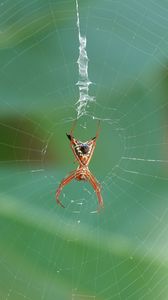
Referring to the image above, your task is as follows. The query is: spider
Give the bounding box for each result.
[56,121,104,211]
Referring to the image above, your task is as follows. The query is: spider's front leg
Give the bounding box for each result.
[56,170,77,208]
[86,170,104,211]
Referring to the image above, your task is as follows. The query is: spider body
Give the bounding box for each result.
[75,166,88,181]
[56,121,104,211]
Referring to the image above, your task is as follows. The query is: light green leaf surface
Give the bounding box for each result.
[0,167,168,299]
[1,0,168,299]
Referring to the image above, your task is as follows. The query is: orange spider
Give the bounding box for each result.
[56,121,104,211]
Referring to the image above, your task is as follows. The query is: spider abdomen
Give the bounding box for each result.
[75,143,91,165]
[80,144,89,154]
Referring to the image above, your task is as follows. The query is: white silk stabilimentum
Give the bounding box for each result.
[75,0,95,119]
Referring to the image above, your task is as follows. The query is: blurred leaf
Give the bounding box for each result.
[0,169,168,299]
[1,0,168,299]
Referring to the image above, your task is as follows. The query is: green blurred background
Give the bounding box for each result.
[1,0,168,299]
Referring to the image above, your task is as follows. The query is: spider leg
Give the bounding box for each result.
[86,170,104,211]
[92,120,101,140]
[96,120,101,138]
[56,170,77,208]
[70,119,77,135]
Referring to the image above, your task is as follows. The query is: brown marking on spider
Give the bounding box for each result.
[56,120,104,211]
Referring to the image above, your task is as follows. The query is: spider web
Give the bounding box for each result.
[0,0,168,299]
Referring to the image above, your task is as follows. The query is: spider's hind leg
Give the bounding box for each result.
[56,170,76,208]
[86,170,104,211]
